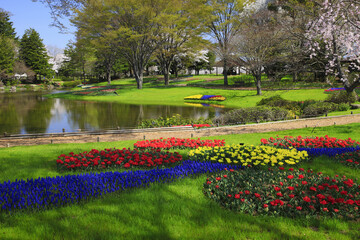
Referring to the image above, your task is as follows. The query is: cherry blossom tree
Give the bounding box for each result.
[307,0,360,93]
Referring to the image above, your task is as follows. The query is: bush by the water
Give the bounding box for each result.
[257,95,301,115]
[189,144,308,167]
[212,106,292,125]
[203,168,360,219]
[137,114,212,128]
[62,80,82,88]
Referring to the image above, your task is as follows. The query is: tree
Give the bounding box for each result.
[205,51,216,74]
[0,9,17,79]
[0,36,16,78]
[72,0,167,89]
[206,0,251,86]
[234,9,288,95]
[0,8,16,38]
[154,0,208,85]
[19,28,53,81]
[307,0,360,93]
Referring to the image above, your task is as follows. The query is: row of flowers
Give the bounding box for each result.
[56,148,183,171]
[203,167,360,219]
[188,145,309,167]
[171,124,212,128]
[134,138,225,150]
[184,95,226,101]
[0,161,243,213]
[260,135,360,149]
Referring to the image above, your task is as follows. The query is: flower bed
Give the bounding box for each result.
[171,124,211,128]
[189,145,308,167]
[261,135,360,148]
[134,138,225,150]
[334,150,360,168]
[204,168,360,219]
[0,161,243,213]
[184,95,226,101]
[324,88,345,92]
[260,136,360,157]
[56,148,183,171]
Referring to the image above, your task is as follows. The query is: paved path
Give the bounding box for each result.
[0,114,359,148]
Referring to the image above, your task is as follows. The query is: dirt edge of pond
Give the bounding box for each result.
[1,114,359,148]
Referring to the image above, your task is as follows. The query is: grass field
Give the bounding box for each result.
[1,123,360,239]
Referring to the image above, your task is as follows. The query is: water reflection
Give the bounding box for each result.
[0,91,229,134]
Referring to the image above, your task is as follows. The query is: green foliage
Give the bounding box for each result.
[19,28,53,79]
[334,150,360,169]
[137,114,212,128]
[213,106,293,125]
[302,102,339,117]
[257,95,301,115]
[0,9,16,38]
[0,36,15,76]
[62,80,82,88]
[337,103,351,111]
[326,91,358,104]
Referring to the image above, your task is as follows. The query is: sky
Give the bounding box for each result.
[1,0,75,50]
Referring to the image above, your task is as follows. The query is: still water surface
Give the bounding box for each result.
[0,91,229,134]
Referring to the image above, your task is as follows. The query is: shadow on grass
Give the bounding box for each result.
[2,175,359,239]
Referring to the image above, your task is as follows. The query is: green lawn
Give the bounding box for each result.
[1,123,360,239]
[49,85,329,109]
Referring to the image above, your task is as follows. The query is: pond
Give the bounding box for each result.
[0,91,230,134]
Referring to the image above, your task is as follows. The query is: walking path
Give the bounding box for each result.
[0,114,359,148]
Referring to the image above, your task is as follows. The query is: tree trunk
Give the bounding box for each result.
[223,58,228,86]
[255,74,262,95]
[106,70,111,85]
[164,71,170,86]
[293,72,298,82]
[134,65,143,89]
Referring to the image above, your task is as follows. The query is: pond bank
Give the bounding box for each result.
[1,114,359,148]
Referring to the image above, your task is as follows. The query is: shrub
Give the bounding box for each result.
[326,91,358,104]
[188,144,308,167]
[337,103,351,111]
[62,80,82,88]
[56,148,183,171]
[212,106,292,125]
[203,168,360,219]
[134,138,225,150]
[302,102,338,117]
[257,95,301,115]
[137,114,212,128]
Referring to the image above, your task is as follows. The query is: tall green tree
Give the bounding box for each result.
[0,9,16,78]
[154,0,209,85]
[0,9,16,38]
[19,28,53,81]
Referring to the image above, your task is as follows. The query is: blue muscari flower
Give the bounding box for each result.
[297,146,360,157]
[0,161,243,212]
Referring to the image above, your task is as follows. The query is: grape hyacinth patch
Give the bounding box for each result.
[0,161,243,213]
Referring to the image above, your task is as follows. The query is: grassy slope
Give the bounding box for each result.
[1,123,360,239]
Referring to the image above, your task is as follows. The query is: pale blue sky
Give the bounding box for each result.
[1,0,75,49]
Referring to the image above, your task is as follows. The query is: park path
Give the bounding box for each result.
[0,114,359,148]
